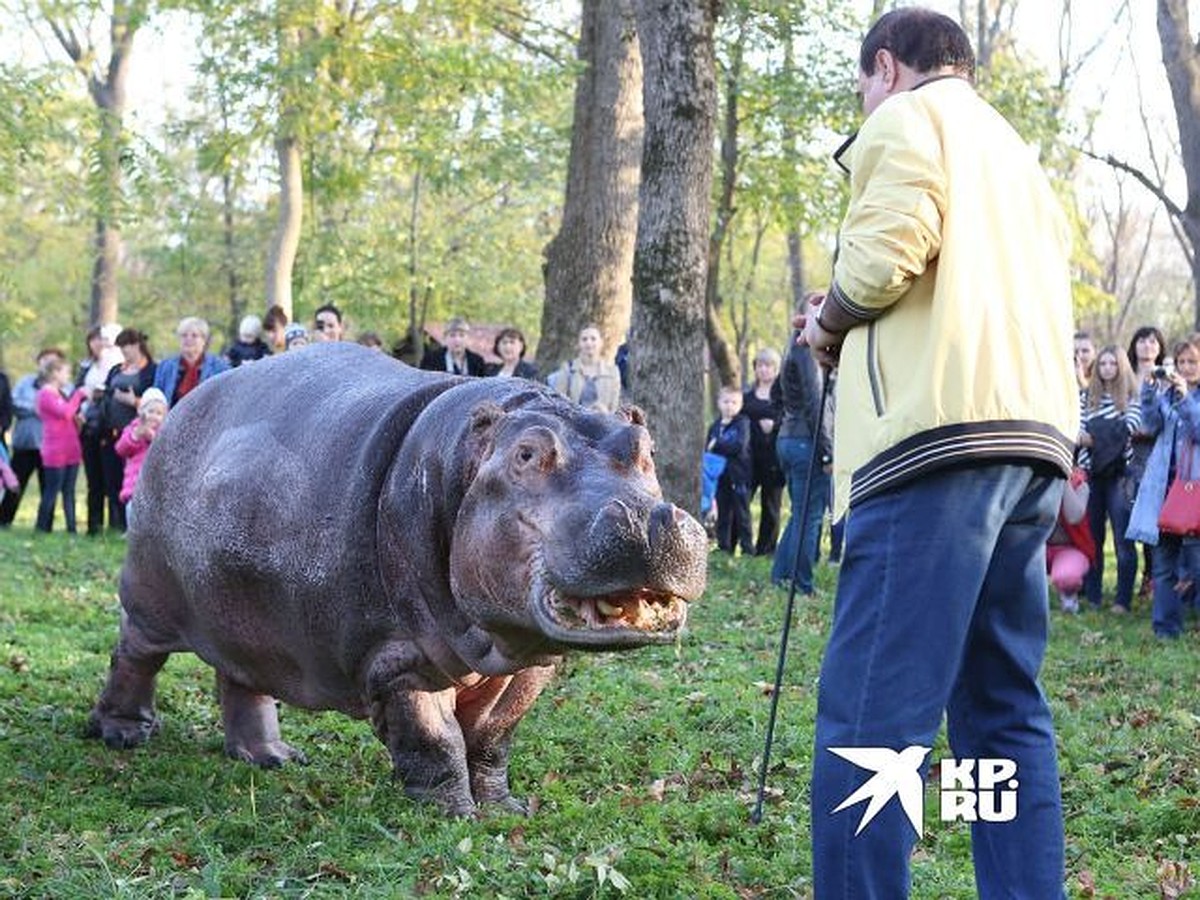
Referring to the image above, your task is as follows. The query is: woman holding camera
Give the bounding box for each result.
[1077,345,1140,613]
[1126,325,1167,596]
[1127,338,1200,638]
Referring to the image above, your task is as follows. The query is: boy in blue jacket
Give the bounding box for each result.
[706,386,754,555]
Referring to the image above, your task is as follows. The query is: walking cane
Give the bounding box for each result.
[750,368,834,825]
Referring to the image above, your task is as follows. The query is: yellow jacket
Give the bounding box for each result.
[828,77,1078,519]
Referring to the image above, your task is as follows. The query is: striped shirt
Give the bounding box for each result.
[1078,392,1140,473]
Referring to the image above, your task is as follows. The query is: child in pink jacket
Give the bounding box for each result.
[115,388,168,524]
[36,355,87,533]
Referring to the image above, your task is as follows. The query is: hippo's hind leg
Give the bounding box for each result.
[86,612,169,750]
[456,664,557,814]
[217,673,306,768]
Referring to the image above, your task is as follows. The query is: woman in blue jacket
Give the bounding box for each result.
[1126,337,1200,638]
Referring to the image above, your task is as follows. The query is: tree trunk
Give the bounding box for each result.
[407,171,424,361]
[266,18,305,322]
[265,134,302,321]
[90,104,123,326]
[781,24,805,317]
[90,218,121,327]
[786,230,806,311]
[222,166,242,339]
[1157,0,1200,327]
[629,0,719,509]
[539,0,643,374]
[705,16,742,390]
[47,3,140,326]
[217,87,242,340]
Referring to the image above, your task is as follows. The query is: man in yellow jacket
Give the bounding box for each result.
[800,8,1077,898]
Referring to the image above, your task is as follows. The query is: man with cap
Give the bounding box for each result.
[419,316,486,376]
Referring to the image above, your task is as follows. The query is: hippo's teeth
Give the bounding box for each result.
[596,599,623,618]
[579,598,599,626]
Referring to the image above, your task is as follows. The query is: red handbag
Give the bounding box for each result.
[1157,442,1200,537]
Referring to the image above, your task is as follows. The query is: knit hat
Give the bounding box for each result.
[138,388,168,416]
[284,323,309,349]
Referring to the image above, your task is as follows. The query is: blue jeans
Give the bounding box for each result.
[36,464,79,533]
[1150,535,1200,637]
[771,436,830,593]
[811,464,1066,899]
[1083,473,1136,609]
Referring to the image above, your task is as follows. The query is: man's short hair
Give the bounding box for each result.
[314,303,343,324]
[860,8,975,80]
[445,316,470,335]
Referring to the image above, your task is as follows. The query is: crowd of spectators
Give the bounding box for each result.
[1054,325,1200,637]
[3,304,1195,640]
[0,308,613,535]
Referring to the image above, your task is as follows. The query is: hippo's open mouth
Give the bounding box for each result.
[532,577,688,647]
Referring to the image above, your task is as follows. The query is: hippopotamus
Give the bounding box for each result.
[86,342,707,815]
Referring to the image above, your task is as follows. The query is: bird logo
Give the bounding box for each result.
[828,745,931,837]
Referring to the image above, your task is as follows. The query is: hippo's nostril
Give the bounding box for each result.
[648,503,678,548]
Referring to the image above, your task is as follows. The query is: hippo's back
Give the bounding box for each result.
[122,345,462,709]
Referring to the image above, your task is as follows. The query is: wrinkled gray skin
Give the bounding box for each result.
[86,343,707,816]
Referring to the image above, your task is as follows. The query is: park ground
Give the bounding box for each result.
[0,491,1197,898]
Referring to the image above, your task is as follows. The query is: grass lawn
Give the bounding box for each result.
[0,512,1197,898]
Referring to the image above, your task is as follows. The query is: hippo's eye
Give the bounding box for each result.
[510,426,563,475]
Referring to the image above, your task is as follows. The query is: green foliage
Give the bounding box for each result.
[1,523,1196,897]
[0,64,58,181]
[976,53,1068,169]
[712,0,863,367]
[0,3,1135,372]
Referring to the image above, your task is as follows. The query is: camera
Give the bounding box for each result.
[1153,365,1173,380]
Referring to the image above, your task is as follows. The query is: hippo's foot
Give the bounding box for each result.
[85,709,161,750]
[399,775,477,818]
[470,764,528,815]
[217,674,303,770]
[87,645,169,751]
[225,738,307,769]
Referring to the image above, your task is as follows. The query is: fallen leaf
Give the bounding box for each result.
[314,861,355,882]
[1158,858,1195,899]
[1077,869,1096,897]
[169,850,200,869]
[1129,709,1158,729]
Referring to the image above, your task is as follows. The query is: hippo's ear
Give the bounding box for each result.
[616,404,647,427]
[462,401,506,482]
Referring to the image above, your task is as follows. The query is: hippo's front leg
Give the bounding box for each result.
[371,687,475,816]
[218,673,306,768]
[456,664,556,813]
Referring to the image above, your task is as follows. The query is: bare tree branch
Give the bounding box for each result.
[1079,147,1186,222]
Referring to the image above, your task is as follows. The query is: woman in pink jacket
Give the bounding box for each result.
[36,355,87,533]
[114,387,167,526]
